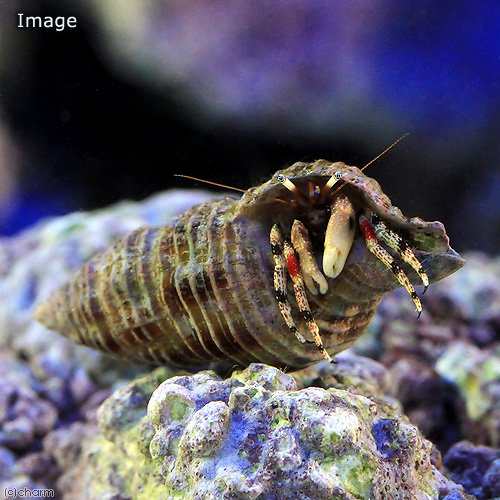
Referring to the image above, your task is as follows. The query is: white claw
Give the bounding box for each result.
[303,268,328,295]
[323,247,344,279]
[323,195,356,279]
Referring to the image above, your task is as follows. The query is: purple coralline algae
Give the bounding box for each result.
[443,441,499,499]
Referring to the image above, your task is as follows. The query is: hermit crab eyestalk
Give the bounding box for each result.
[276,174,299,194]
[324,171,343,190]
[276,174,310,205]
[319,171,344,202]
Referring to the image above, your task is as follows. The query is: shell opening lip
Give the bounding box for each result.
[278,173,450,255]
[244,162,458,258]
[415,246,465,280]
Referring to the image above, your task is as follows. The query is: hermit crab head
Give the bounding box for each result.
[239,159,464,357]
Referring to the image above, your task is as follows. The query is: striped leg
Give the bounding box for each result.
[270,224,306,344]
[283,239,332,362]
[372,215,429,293]
[359,215,423,318]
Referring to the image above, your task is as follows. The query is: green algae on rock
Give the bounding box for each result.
[292,352,395,403]
[59,363,470,499]
[436,342,500,447]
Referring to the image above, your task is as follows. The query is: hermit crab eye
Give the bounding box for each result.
[276,174,285,183]
[334,172,342,180]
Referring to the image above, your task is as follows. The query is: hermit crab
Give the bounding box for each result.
[35,160,464,370]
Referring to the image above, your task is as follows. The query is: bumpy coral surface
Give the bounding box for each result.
[61,362,469,500]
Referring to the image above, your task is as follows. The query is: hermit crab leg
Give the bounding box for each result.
[358,215,423,317]
[282,239,332,361]
[270,225,306,344]
[291,219,328,296]
[372,215,429,292]
[270,224,331,361]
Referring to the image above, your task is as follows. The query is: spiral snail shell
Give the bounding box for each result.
[34,160,464,370]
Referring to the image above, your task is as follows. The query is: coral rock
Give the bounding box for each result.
[436,342,500,447]
[444,441,500,499]
[354,254,500,452]
[60,363,469,499]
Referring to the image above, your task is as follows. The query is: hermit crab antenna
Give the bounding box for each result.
[321,133,410,200]
[360,132,410,173]
[174,174,246,194]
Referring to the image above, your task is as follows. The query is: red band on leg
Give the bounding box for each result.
[286,253,300,279]
[359,217,376,241]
